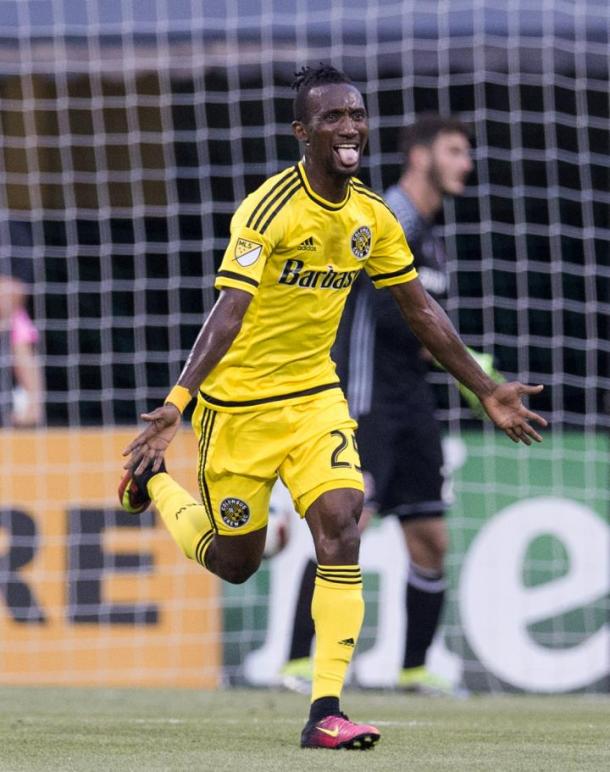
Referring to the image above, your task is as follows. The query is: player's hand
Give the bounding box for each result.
[457,349,505,419]
[480,382,548,445]
[122,404,182,474]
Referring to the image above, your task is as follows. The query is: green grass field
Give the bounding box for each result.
[2,687,609,771]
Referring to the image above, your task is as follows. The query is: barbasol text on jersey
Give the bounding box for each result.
[278,259,360,289]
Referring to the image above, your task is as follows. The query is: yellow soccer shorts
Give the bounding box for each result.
[191,388,364,536]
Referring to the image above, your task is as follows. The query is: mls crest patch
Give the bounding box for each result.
[351,226,372,259]
[219,497,251,528]
[234,237,263,267]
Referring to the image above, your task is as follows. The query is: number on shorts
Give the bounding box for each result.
[330,430,351,468]
[330,429,361,471]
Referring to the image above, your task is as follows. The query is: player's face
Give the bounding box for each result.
[428,132,473,195]
[301,84,369,177]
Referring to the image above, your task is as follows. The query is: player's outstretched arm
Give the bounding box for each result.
[123,288,253,473]
[389,278,547,444]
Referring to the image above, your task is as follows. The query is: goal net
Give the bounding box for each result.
[1,0,608,692]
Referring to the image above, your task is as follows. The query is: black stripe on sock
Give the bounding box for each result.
[316,567,362,578]
[195,530,214,567]
[316,567,362,586]
[316,571,362,579]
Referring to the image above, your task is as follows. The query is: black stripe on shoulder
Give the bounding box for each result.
[258,180,302,234]
[351,181,398,220]
[246,166,299,230]
[368,265,415,282]
[217,270,259,288]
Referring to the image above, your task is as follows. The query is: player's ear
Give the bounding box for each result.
[292,120,309,144]
[410,145,432,172]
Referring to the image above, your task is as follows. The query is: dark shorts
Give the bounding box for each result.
[356,395,446,521]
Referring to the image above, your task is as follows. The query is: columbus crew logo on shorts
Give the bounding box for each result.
[350,226,372,259]
[219,497,251,528]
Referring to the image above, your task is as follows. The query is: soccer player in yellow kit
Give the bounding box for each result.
[121,65,546,751]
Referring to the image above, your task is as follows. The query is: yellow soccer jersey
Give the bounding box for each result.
[201,161,417,411]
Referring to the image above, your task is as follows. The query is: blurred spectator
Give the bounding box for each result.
[0,221,44,427]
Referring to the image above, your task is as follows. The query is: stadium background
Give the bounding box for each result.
[0,0,608,693]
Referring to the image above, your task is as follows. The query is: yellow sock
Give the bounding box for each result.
[147,473,214,566]
[311,564,364,702]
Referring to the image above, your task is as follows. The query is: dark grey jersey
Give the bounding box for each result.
[335,184,448,416]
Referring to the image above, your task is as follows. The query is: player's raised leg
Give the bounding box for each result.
[119,462,268,583]
[299,487,380,750]
[119,463,216,562]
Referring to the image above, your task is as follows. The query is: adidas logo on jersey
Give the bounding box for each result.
[297,236,316,251]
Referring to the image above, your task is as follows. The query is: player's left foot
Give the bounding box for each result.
[300,713,380,750]
[398,666,467,697]
[118,461,166,514]
[280,657,312,695]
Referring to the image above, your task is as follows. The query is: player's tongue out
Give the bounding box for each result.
[335,145,359,166]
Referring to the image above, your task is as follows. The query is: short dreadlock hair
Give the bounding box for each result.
[291,64,354,123]
[400,114,471,166]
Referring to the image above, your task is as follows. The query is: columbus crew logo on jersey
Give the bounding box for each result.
[219,497,251,528]
[350,226,372,259]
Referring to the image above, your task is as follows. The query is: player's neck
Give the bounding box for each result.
[399,173,442,220]
[302,159,351,204]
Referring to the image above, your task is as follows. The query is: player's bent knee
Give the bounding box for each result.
[209,528,266,584]
[220,560,259,585]
[306,488,363,564]
[316,523,360,564]
[307,487,363,523]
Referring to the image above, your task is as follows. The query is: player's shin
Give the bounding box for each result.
[147,473,213,564]
[310,565,364,707]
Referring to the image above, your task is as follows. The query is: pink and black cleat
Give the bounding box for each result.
[300,713,380,750]
[118,470,151,514]
[118,460,166,514]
